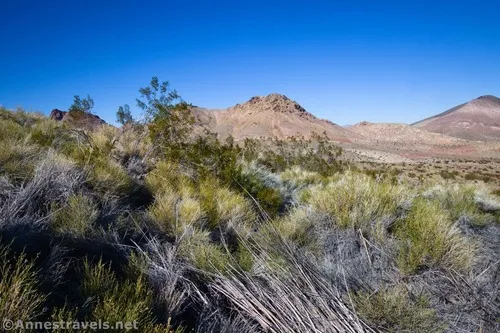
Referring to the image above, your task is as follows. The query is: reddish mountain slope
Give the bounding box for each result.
[412,95,500,141]
[192,94,357,142]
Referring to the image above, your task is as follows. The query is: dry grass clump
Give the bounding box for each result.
[51,194,99,236]
[0,140,39,181]
[148,187,203,235]
[90,157,133,196]
[89,125,118,155]
[28,118,61,147]
[353,285,441,333]
[0,245,46,322]
[280,166,325,185]
[1,152,84,228]
[423,183,500,225]
[80,257,179,331]
[0,117,29,141]
[209,238,375,333]
[395,198,475,274]
[199,178,256,229]
[114,125,152,161]
[268,207,318,251]
[302,170,412,231]
[146,160,191,194]
[175,228,232,274]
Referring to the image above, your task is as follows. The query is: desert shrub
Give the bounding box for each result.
[80,257,117,298]
[28,118,61,147]
[280,166,325,185]
[68,94,94,116]
[235,165,287,217]
[0,140,39,182]
[89,157,133,196]
[178,228,232,274]
[423,183,498,225]
[148,187,203,236]
[51,194,98,236]
[438,169,458,180]
[0,118,28,141]
[0,245,46,322]
[209,236,372,333]
[91,274,155,327]
[199,179,255,229]
[354,285,442,332]
[395,198,474,273]
[269,208,318,251]
[0,153,84,228]
[113,125,152,163]
[146,161,194,195]
[302,170,411,231]
[89,125,117,155]
[79,256,180,331]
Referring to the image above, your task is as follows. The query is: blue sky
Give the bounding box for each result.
[1,0,499,125]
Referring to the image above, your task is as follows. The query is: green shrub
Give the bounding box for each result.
[280,166,325,185]
[178,229,232,274]
[354,285,442,332]
[28,118,61,147]
[0,141,38,182]
[303,170,411,231]
[90,158,133,196]
[395,198,474,273]
[51,194,98,236]
[0,245,46,322]
[148,188,203,235]
[81,257,117,298]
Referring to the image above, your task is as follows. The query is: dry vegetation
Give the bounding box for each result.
[1,83,499,332]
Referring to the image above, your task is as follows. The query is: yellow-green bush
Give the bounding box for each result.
[0,141,38,181]
[89,125,118,155]
[80,258,117,298]
[0,118,28,141]
[354,285,442,333]
[0,246,46,322]
[51,194,98,236]
[280,166,325,185]
[302,170,411,230]
[28,118,61,147]
[90,158,133,196]
[396,198,475,273]
[146,161,194,195]
[178,228,232,274]
[148,188,203,235]
[114,126,152,160]
[269,208,317,250]
[199,179,255,229]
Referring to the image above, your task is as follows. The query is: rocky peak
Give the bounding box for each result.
[233,93,311,118]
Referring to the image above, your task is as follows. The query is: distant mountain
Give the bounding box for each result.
[192,94,357,142]
[412,95,500,141]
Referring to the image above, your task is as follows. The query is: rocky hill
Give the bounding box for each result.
[412,95,500,141]
[50,108,106,129]
[192,94,357,142]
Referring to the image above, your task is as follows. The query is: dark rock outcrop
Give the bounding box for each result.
[49,108,106,129]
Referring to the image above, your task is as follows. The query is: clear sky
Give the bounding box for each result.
[1,0,499,125]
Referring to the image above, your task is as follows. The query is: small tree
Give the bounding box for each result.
[116,104,134,125]
[69,95,94,115]
[136,77,194,150]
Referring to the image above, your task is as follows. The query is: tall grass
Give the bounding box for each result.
[0,245,46,322]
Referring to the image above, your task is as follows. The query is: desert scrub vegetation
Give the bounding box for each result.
[1,83,500,332]
[301,170,412,232]
[395,197,475,273]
